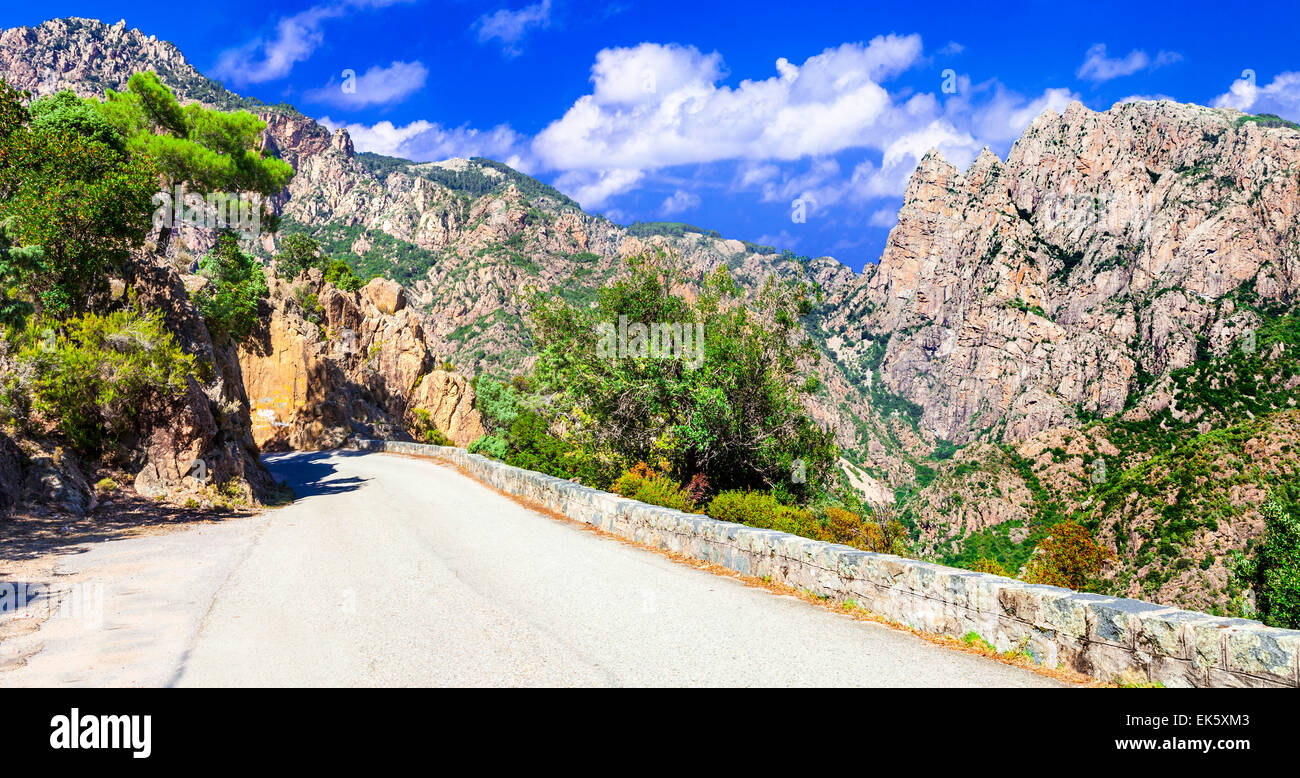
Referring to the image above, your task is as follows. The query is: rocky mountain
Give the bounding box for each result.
[819,101,1300,612]
[4,17,1298,615]
[239,272,484,451]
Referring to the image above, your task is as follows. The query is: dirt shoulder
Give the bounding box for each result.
[0,495,259,672]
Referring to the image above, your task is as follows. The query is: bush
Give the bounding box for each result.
[291,285,323,326]
[276,232,324,279]
[528,248,838,502]
[323,258,366,291]
[1020,521,1110,591]
[12,309,196,453]
[194,234,267,342]
[971,558,1009,576]
[821,506,870,547]
[468,433,508,459]
[0,82,158,316]
[611,462,699,513]
[707,489,819,538]
[502,410,582,478]
[473,376,522,434]
[409,408,452,446]
[1249,488,1300,629]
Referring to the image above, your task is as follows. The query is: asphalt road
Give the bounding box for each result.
[2,451,1060,687]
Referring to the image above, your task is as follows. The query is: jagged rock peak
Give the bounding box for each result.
[330,128,355,158]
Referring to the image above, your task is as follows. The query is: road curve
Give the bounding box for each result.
[6,451,1062,687]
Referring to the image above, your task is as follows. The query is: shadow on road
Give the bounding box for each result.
[0,496,254,564]
[262,451,369,499]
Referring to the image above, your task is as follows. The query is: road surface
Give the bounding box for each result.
[1,451,1061,687]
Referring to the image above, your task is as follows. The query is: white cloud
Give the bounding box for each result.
[1212,71,1300,120]
[318,116,535,171]
[946,80,1080,144]
[755,230,800,250]
[214,4,339,85]
[1076,43,1181,83]
[1112,93,1177,106]
[862,121,982,197]
[550,169,646,207]
[474,0,553,57]
[532,37,926,202]
[304,61,428,108]
[309,35,1082,227]
[661,188,701,215]
[868,207,898,228]
[213,0,413,85]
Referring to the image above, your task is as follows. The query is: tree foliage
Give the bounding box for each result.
[98,71,292,196]
[527,248,837,501]
[1236,486,1300,629]
[275,232,324,279]
[0,80,158,316]
[193,233,267,342]
[1020,521,1110,591]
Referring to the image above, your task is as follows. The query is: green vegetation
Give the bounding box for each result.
[612,462,701,513]
[528,248,837,501]
[285,219,432,286]
[193,234,268,342]
[272,231,368,291]
[95,71,293,249]
[0,81,158,316]
[624,221,721,239]
[0,72,301,487]
[1235,113,1300,131]
[1019,521,1111,590]
[5,308,196,454]
[707,489,818,536]
[409,408,453,446]
[1232,486,1300,628]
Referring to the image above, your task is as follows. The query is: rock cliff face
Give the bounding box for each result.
[126,254,280,504]
[0,249,280,513]
[820,101,1300,447]
[238,274,484,450]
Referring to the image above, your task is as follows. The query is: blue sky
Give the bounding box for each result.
[6,0,1300,270]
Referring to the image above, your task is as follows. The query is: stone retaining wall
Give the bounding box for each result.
[353,439,1300,687]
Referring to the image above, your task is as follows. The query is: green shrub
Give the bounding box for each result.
[1245,488,1300,629]
[0,82,158,316]
[292,285,323,325]
[468,433,508,459]
[707,489,819,537]
[611,462,699,512]
[276,232,324,279]
[323,258,366,291]
[409,408,453,446]
[473,377,522,434]
[971,558,1009,576]
[193,234,267,342]
[13,309,196,453]
[528,248,838,502]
